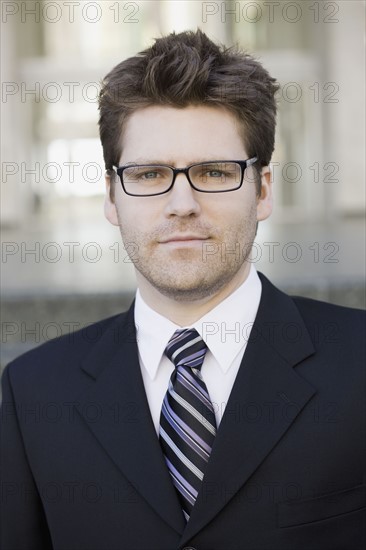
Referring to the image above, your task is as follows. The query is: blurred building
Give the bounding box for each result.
[1,0,365,365]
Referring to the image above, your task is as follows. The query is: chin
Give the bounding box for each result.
[155,287,213,302]
[148,275,230,302]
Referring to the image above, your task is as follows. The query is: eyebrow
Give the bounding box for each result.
[123,158,231,166]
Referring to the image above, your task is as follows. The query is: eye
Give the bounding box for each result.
[132,168,168,181]
[140,171,160,179]
[206,169,224,178]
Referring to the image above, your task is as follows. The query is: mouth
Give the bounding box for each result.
[158,235,210,247]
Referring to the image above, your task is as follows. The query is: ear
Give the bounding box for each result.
[256,165,273,221]
[104,172,120,226]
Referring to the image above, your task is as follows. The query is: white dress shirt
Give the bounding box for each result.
[134,264,262,435]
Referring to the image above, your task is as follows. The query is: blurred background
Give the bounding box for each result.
[1,0,365,366]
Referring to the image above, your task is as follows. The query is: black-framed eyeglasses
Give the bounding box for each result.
[113,157,258,197]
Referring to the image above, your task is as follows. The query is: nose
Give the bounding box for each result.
[163,172,201,217]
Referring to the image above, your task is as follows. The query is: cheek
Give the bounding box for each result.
[210,197,255,225]
[223,204,258,240]
[117,203,155,236]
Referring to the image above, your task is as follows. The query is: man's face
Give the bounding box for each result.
[105,105,272,302]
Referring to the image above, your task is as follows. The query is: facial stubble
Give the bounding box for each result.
[116,203,258,302]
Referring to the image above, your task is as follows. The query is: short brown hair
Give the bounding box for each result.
[98,28,279,196]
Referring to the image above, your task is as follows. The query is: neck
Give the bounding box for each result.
[136,263,251,326]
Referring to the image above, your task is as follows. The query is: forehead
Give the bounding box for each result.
[119,105,247,165]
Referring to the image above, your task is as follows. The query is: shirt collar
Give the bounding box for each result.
[134,264,262,380]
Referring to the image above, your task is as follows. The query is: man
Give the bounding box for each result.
[1,29,365,550]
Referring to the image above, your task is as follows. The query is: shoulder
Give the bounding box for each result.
[258,271,365,354]
[1,310,130,391]
[291,294,365,331]
[291,293,365,321]
[259,270,364,325]
[259,271,364,316]
[290,295,365,359]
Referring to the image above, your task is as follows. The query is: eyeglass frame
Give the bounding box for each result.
[113,157,258,197]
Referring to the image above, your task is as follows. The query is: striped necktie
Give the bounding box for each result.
[159,328,217,522]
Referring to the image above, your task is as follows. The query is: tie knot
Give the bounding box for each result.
[165,328,208,370]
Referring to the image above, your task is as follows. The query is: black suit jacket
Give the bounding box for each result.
[1,272,365,550]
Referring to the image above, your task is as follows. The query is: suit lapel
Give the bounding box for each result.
[75,303,185,535]
[179,273,317,546]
